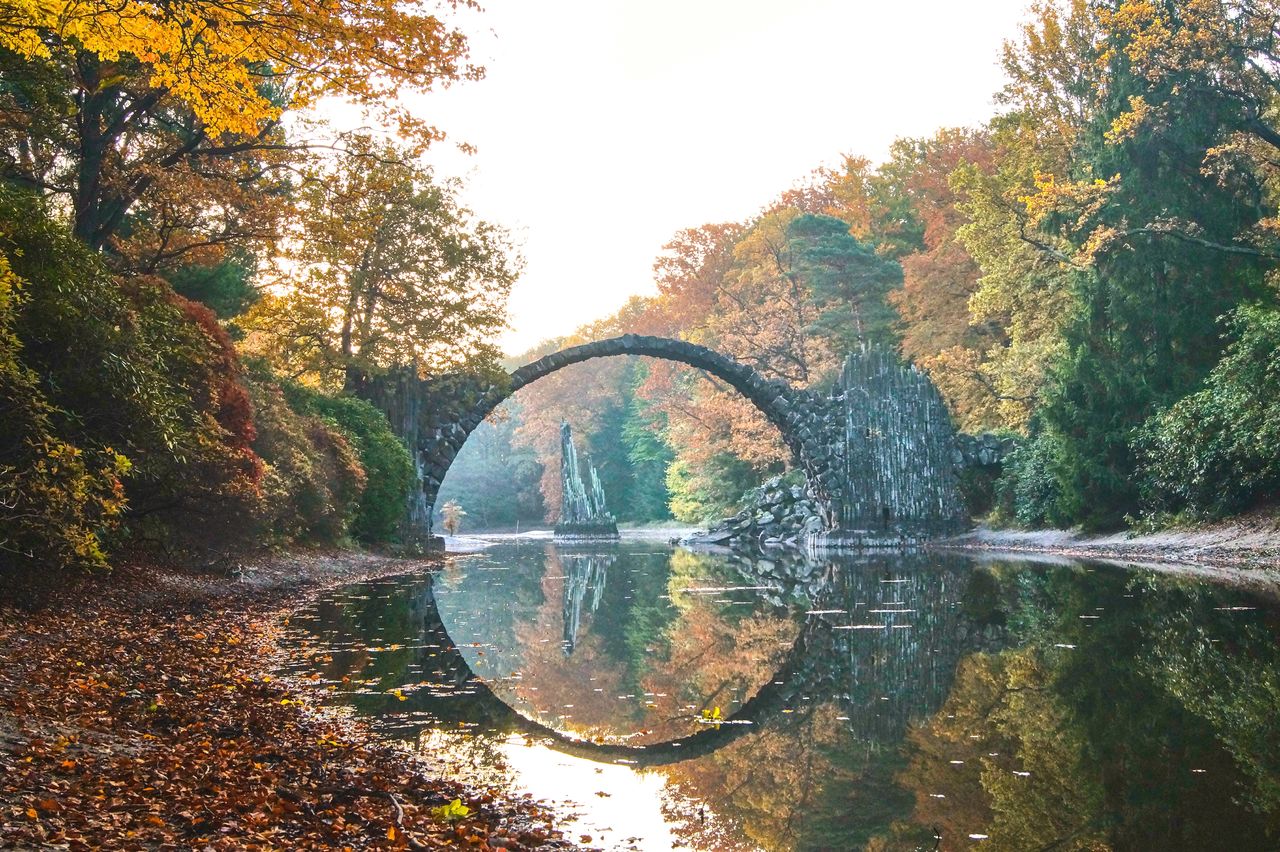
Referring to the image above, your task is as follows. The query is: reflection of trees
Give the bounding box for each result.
[639,548,800,726]
[282,549,1280,852]
[434,544,549,683]
[714,550,1006,748]
[504,547,632,738]
[1137,593,1280,828]
[648,550,1005,851]
[895,649,1107,852]
[511,544,801,744]
[665,700,918,851]
[884,563,1280,850]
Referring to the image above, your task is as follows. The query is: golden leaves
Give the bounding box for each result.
[0,559,548,849]
[1105,95,1152,145]
[430,798,471,822]
[1,0,478,141]
[1017,171,1121,265]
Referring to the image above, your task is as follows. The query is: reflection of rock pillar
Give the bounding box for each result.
[561,553,614,655]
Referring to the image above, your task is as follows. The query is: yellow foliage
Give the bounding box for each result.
[0,0,478,139]
[429,798,470,822]
[1105,95,1152,145]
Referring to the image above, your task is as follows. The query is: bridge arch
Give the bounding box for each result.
[410,334,836,535]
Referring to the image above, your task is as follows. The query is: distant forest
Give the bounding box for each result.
[442,0,1280,531]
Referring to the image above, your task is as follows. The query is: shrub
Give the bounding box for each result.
[280,382,414,543]
[1137,304,1280,518]
[245,375,367,544]
[992,431,1070,528]
[1,188,263,566]
[0,251,130,569]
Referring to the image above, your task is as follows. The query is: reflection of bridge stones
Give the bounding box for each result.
[707,549,1008,748]
[358,336,991,548]
[802,553,1006,747]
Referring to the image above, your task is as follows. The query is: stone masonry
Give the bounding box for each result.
[358,335,1006,548]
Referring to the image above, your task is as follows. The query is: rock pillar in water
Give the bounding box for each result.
[554,422,619,539]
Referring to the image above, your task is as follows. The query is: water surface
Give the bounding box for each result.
[278,540,1280,850]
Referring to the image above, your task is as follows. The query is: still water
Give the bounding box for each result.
[278,540,1280,851]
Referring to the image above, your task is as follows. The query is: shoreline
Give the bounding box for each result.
[936,519,1280,593]
[0,548,571,850]
[447,522,1280,592]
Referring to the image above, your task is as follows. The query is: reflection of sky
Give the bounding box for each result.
[414,728,694,850]
[499,735,684,850]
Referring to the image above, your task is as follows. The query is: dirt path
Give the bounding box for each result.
[0,550,572,850]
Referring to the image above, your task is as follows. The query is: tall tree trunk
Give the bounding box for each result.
[73,61,107,249]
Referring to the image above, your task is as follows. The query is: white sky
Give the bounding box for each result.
[404,0,1032,355]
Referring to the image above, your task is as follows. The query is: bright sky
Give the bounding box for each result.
[407,0,1032,355]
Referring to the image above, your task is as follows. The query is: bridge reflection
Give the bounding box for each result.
[279,542,1280,851]
[284,544,1008,767]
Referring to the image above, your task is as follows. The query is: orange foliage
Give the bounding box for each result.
[887,129,1007,430]
[169,293,259,463]
[510,356,632,521]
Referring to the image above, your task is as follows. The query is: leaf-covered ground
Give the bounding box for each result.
[0,552,572,850]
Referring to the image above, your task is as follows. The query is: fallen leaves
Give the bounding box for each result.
[431,798,472,822]
[0,557,569,850]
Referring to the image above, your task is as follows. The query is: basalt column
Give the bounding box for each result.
[554,422,619,540]
[815,347,966,547]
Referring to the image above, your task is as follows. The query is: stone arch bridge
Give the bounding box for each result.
[357,335,1007,547]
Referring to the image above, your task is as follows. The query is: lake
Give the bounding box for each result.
[277,539,1280,851]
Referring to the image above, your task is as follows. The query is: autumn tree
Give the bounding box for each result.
[780,152,923,256]
[994,0,1278,526]
[882,129,1007,431]
[439,500,466,535]
[241,136,517,389]
[0,0,479,266]
[621,211,828,520]
[709,209,838,385]
[648,223,745,335]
